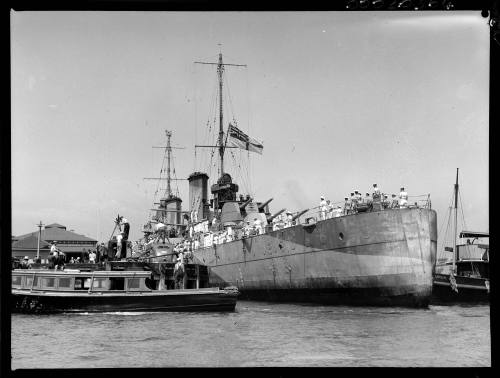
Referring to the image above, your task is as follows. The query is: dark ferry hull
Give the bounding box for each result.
[11,289,238,313]
[194,208,437,307]
[432,274,489,304]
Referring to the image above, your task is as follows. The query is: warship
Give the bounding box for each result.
[144,52,438,307]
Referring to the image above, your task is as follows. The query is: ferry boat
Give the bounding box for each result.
[432,169,489,303]
[139,51,438,308]
[11,264,239,313]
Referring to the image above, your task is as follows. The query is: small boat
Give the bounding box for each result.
[11,264,239,313]
[432,169,489,304]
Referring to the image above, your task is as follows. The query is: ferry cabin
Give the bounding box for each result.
[12,270,155,293]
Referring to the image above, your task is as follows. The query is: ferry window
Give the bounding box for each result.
[109,277,125,291]
[93,278,110,290]
[58,278,71,288]
[128,278,140,289]
[42,277,55,288]
[74,277,91,290]
[24,276,34,289]
[12,276,22,287]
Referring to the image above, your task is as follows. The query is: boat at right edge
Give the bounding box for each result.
[432,168,489,304]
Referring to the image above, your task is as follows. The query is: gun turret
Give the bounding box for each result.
[291,209,309,222]
[267,208,286,223]
[258,198,274,212]
[239,197,253,210]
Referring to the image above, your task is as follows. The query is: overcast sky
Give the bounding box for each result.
[11,11,489,250]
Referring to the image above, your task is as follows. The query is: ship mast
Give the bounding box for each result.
[194,52,246,178]
[166,130,173,198]
[217,53,225,175]
[452,168,459,274]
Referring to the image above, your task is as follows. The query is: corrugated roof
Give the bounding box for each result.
[12,234,51,250]
[45,223,67,229]
[15,226,97,243]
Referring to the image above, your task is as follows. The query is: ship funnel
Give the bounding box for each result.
[188,172,209,221]
[258,198,273,212]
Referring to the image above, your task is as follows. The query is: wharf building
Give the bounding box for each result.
[12,223,97,263]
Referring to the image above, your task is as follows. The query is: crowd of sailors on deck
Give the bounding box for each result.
[134,184,419,255]
[319,184,411,220]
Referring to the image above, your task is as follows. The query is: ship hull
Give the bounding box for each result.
[193,208,437,307]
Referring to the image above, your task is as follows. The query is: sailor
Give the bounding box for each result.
[226,225,234,241]
[343,197,350,215]
[254,217,263,235]
[399,187,408,208]
[286,211,293,227]
[355,190,362,202]
[365,192,372,206]
[351,192,358,213]
[382,194,390,209]
[335,206,342,217]
[326,200,334,219]
[115,232,123,259]
[390,194,399,209]
[211,217,219,231]
[319,196,327,220]
[372,183,381,199]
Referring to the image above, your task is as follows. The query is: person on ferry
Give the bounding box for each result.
[20,256,30,269]
[319,196,327,220]
[399,187,408,208]
[115,232,123,259]
[89,250,96,264]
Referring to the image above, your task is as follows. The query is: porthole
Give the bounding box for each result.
[339,232,344,240]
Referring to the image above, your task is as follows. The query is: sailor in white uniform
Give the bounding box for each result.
[319,196,327,220]
[399,187,408,208]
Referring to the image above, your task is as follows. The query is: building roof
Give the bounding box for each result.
[12,234,51,250]
[14,223,97,243]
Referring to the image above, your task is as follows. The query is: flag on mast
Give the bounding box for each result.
[227,123,263,155]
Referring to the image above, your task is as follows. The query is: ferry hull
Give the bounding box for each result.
[194,208,437,307]
[432,274,489,304]
[11,290,238,313]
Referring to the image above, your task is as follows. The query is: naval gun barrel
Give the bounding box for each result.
[258,198,274,211]
[239,197,253,210]
[267,208,286,222]
[291,209,309,222]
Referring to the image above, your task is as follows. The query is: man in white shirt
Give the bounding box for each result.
[115,232,123,259]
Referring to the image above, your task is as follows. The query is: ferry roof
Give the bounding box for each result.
[459,231,489,238]
[12,269,151,277]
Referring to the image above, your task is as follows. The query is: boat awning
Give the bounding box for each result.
[459,231,489,239]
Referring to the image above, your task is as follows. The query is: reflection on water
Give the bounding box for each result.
[11,301,490,368]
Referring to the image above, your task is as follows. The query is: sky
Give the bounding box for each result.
[11,11,489,250]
